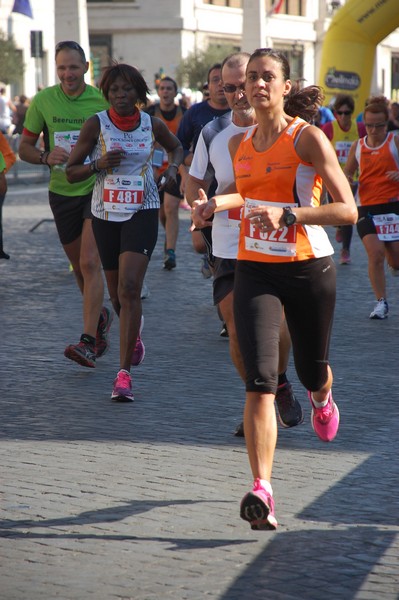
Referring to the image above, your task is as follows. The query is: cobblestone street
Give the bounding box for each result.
[0,182,398,600]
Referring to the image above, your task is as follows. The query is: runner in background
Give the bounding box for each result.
[18,41,112,368]
[345,95,399,320]
[177,63,230,278]
[146,77,186,270]
[322,94,366,264]
[66,63,183,401]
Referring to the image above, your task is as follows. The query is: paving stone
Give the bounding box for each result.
[0,184,398,599]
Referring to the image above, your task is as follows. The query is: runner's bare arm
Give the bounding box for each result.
[66,116,104,182]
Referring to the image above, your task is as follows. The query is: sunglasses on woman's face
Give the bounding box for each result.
[336,110,352,116]
[364,122,387,129]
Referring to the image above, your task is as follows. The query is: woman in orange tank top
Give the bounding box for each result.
[345,96,399,320]
[192,48,357,531]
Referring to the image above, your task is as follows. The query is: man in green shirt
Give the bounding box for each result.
[19,41,112,368]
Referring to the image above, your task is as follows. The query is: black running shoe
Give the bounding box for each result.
[234,422,245,437]
[64,340,96,368]
[95,306,114,358]
[164,249,176,270]
[275,382,304,428]
[219,322,229,338]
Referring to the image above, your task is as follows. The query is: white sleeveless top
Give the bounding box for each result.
[91,110,160,222]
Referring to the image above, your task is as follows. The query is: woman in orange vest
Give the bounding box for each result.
[345,96,399,320]
[322,94,366,264]
[192,48,357,531]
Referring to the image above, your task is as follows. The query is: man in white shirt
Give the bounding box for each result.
[186,52,303,433]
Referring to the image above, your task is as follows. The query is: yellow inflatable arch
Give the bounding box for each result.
[318,0,399,115]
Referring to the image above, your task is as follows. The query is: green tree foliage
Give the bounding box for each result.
[0,32,25,85]
[176,44,237,90]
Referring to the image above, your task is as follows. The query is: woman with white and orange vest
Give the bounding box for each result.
[322,93,366,264]
[66,64,183,402]
[192,48,357,531]
[345,96,399,320]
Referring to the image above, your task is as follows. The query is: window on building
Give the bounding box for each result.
[203,1,305,16]
[275,43,304,82]
[203,0,242,7]
[266,0,305,16]
[89,34,112,86]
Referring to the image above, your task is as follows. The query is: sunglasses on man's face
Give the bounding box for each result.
[336,110,352,116]
[222,83,246,94]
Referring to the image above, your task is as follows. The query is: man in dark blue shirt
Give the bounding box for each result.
[177,63,230,274]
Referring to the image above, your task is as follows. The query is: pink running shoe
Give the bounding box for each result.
[131,315,145,366]
[308,390,340,442]
[111,369,134,402]
[240,479,278,531]
[339,249,351,265]
[335,227,343,243]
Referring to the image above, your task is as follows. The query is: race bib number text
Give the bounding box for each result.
[243,198,297,257]
[103,175,144,213]
[372,213,399,241]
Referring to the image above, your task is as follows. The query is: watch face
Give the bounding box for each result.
[286,214,295,226]
[284,209,296,226]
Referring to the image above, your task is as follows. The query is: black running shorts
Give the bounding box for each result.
[92,208,159,270]
[357,201,399,240]
[49,191,93,246]
[212,257,236,305]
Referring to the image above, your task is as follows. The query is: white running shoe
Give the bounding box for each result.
[369,298,388,319]
[141,281,150,299]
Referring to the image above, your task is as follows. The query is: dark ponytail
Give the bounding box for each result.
[284,83,324,123]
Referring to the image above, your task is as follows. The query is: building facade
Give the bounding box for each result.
[1,0,398,104]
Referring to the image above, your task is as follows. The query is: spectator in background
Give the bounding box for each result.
[0,87,16,135]
[12,95,29,136]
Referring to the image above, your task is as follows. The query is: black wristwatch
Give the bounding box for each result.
[283,206,297,227]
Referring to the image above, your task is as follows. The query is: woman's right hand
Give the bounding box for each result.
[97,149,126,170]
